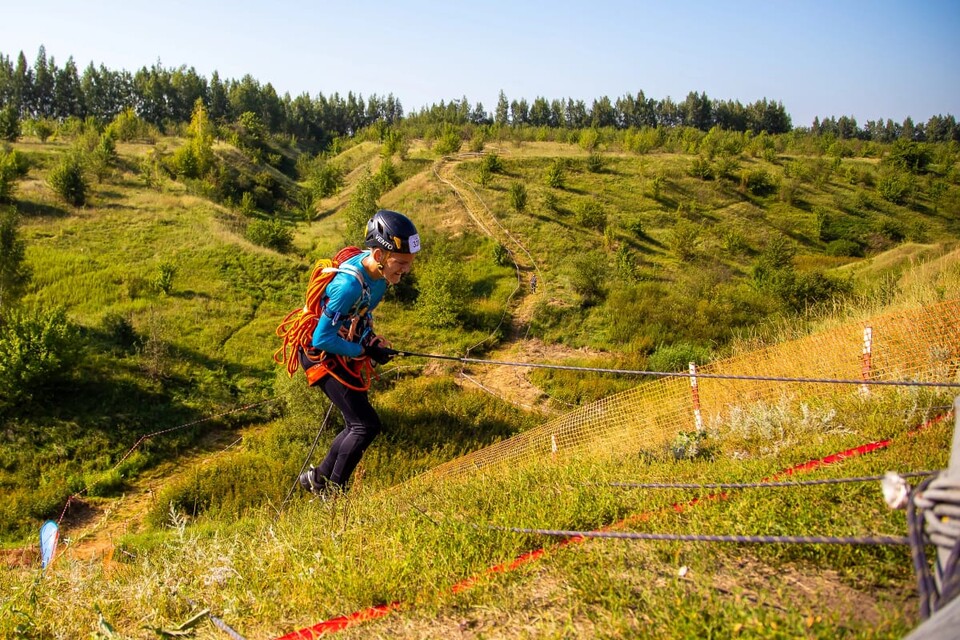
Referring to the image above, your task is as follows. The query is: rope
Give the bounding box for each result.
[487,524,910,546]
[395,350,960,388]
[58,396,283,524]
[606,471,938,490]
[909,473,960,618]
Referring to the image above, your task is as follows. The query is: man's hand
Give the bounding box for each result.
[363,336,397,364]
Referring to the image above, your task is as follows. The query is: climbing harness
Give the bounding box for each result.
[274,246,378,391]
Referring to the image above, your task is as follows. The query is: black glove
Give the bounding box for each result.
[364,342,397,365]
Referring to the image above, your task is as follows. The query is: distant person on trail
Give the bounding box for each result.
[530,274,537,293]
[297,209,420,497]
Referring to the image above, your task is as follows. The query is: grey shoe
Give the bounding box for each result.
[298,466,327,495]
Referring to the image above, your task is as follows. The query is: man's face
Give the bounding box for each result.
[381,252,415,285]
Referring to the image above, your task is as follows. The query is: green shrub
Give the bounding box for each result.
[825,239,863,257]
[374,157,400,192]
[308,160,344,198]
[480,153,503,174]
[670,429,717,461]
[688,156,713,180]
[468,131,485,153]
[570,251,606,307]
[101,312,139,353]
[578,129,599,151]
[625,217,645,237]
[415,250,470,328]
[877,173,911,204]
[546,159,565,188]
[246,218,294,252]
[343,172,380,242]
[669,219,702,262]
[0,105,20,141]
[106,108,154,142]
[477,161,492,186]
[509,182,527,213]
[585,152,604,173]
[168,143,200,179]
[0,148,27,202]
[48,153,88,206]
[648,341,711,373]
[88,133,118,183]
[493,242,511,266]
[0,306,81,411]
[887,140,932,174]
[29,118,56,142]
[740,168,778,196]
[153,262,177,295]
[433,124,462,155]
[575,200,607,232]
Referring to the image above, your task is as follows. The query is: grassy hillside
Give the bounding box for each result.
[0,120,958,636]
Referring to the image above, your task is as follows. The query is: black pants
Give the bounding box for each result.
[315,374,382,489]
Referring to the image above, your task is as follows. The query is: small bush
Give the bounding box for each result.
[671,429,717,461]
[575,200,607,232]
[246,218,294,252]
[825,239,863,257]
[0,306,81,411]
[415,250,470,328]
[153,262,177,295]
[0,148,28,202]
[433,124,463,155]
[877,174,911,204]
[309,160,344,199]
[493,242,511,267]
[688,156,713,180]
[648,341,711,373]
[101,312,139,353]
[546,160,565,188]
[0,105,20,141]
[538,192,558,214]
[48,154,88,206]
[570,251,606,307]
[480,153,503,174]
[585,152,604,173]
[168,144,200,179]
[740,168,778,196]
[30,118,56,142]
[509,182,528,213]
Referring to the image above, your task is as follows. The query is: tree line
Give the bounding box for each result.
[1,46,957,148]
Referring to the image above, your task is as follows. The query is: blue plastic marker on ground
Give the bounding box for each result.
[39,520,59,569]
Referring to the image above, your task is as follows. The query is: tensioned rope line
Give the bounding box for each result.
[605,470,937,490]
[57,396,283,524]
[486,525,910,546]
[394,350,960,388]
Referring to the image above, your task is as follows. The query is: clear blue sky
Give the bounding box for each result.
[1,0,958,128]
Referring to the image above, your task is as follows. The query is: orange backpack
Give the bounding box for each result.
[273,246,366,380]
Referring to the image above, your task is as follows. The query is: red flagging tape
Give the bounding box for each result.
[274,603,401,640]
[272,410,951,638]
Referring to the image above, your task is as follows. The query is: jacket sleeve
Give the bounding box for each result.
[310,273,365,358]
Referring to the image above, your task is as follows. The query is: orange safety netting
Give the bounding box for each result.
[416,299,960,482]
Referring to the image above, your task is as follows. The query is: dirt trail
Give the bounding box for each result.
[434,154,602,415]
[39,429,246,566]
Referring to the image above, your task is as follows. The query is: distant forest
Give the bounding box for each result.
[1,46,958,149]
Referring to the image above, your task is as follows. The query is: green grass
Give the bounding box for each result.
[1,388,951,638]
